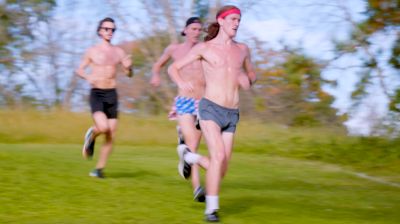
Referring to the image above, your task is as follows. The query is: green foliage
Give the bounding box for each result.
[193,0,209,19]
[334,39,357,54]
[256,48,341,127]
[333,0,400,132]
[362,0,400,34]
[351,70,371,104]
[389,35,400,69]
[130,31,172,69]
[291,114,319,126]
[254,96,266,112]
[0,1,55,109]
[389,88,400,112]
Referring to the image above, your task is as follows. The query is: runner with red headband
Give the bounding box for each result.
[217,8,241,19]
[168,5,256,222]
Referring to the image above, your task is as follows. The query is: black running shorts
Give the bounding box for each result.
[90,88,118,119]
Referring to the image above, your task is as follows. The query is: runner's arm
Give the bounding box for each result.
[75,50,91,80]
[167,44,203,92]
[120,48,133,77]
[150,45,174,87]
[243,45,257,85]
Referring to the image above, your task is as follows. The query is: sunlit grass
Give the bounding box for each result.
[0,144,399,224]
[1,109,399,182]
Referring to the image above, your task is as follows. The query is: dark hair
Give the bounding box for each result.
[97,17,115,36]
[181,17,202,36]
[204,5,240,41]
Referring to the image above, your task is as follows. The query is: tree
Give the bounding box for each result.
[0,0,56,107]
[333,0,399,132]
[254,46,343,126]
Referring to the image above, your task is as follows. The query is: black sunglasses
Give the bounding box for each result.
[100,27,116,33]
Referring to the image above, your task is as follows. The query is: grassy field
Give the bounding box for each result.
[1,110,399,181]
[0,144,399,224]
[0,110,399,223]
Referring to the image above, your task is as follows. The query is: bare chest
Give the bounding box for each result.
[171,46,191,61]
[91,49,121,66]
[172,46,202,70]
[204,44,245,69]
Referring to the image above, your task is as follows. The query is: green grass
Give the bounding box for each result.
[0,144,399,224]
[0,109,399,181]
[0,110,399,223]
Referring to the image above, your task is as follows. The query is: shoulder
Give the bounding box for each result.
[114,45,125,55]
[84,46,97,57]
[165,43,180,53]
[112,46,129,60]
[191,42,208,52]
[235,41,250,52]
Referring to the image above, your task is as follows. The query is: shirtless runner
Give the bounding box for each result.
[76,17,133,178]
[168,6,256,222]
[150,17,206,202]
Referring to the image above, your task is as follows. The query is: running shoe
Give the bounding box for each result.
[177,144,191,179]
[205,211,219,222]
[193,186,206,202]
[89,169,104,178]
[82,127,95,159]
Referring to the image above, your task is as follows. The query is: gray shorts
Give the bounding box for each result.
[198,98,240,133]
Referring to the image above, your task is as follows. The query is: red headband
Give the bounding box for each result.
[217,8,241,19]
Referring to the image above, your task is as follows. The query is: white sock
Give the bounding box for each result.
[205,195,219,214]
[184,152,201,164]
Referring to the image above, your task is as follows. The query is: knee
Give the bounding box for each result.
[96,125,110,134]
[106,129,117,140]
[210,150,226,166]
[105,134,114,142]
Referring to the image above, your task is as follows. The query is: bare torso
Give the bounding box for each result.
[86,44,125,89]
[200,41,248,108]
[170,43,205,99]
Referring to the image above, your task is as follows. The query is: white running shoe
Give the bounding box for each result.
[177,144,191,179]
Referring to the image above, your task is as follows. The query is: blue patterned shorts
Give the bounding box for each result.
[174,96,199,116]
